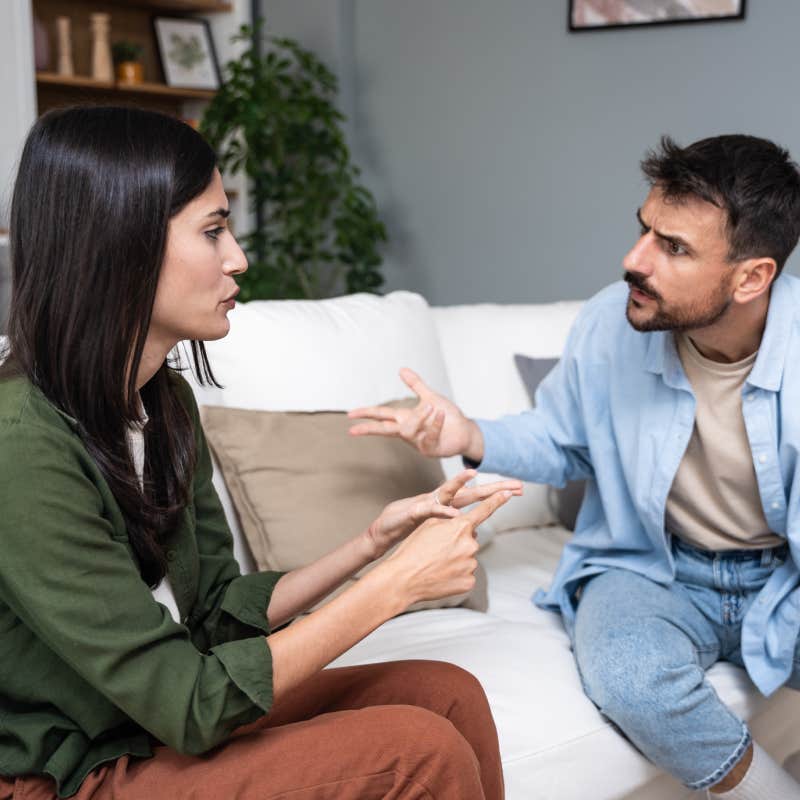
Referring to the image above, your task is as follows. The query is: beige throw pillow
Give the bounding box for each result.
[201,400,487,612]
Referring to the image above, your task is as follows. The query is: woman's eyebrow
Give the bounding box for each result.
[204,207,231,219]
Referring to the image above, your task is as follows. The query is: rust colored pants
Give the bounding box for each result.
[1,660,503,800]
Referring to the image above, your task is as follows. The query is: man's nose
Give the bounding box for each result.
[623,235,654,277]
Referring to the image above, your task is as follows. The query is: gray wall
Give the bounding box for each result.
[268,1,800,304]
[2,1,36,228]
[1,1,36,329]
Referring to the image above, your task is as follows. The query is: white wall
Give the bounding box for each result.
[261,0,800,304]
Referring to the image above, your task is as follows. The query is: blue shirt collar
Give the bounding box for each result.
[748,274,794,392]
[642,274,795,394]
[643,330,691,392]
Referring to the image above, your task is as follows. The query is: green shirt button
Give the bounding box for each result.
[167,550,177,561]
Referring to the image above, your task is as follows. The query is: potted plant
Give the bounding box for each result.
[111,40,144,85]
[200,23,387,300]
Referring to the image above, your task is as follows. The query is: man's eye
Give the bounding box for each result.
[666,240,685,255]
[205,226,225,241]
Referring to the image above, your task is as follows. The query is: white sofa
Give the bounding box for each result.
[1,290,797,796]
[181,291,798,798]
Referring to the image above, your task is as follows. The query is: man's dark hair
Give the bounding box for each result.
[641,134,800,274]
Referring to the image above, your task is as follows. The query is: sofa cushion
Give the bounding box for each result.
[187,291,453,412]
[184,291,507,549]
[334,524,800,799]
[201,401,487,612]
[432,301,584,534]
[513,354,586,531]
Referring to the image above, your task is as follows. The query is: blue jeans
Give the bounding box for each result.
[572,536,799,790]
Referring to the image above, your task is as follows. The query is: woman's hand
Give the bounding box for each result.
[364,469,523,559]
[348,368,485,461]
[379,489,514,608]
[266,483,515,702]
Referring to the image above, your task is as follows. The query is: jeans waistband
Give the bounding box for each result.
[670,534,788,567]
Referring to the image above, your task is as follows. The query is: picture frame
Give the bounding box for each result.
[153,16,221,90]
[568,0,746,32]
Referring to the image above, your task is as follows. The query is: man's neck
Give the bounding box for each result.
[683,293,770,363]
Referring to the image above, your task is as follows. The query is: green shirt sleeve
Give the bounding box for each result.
[0,418,272,757]
[176,375,286,647]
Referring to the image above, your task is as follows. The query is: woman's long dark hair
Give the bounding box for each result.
[3,106,221,586]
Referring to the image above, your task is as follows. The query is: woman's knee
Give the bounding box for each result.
[411,660,489,705]
[375,705,481,777]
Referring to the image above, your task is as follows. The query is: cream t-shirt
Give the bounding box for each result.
[665,332,783,551]
[127,406,181,622]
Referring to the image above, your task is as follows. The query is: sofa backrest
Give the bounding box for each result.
[432,301,583,420]
[186,291,452,411]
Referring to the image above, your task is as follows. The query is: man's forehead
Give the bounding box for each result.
[641,186,726,236]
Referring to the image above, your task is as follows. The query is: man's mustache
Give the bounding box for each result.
[623,272,662,302]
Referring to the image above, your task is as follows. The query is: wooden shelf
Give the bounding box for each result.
[37,72,216,101]
[95,0,232,11]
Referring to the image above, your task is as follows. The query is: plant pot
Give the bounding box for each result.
[116,61,143,85]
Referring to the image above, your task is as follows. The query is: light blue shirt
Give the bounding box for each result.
[476,275,800,696]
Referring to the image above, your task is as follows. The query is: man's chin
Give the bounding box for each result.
[625,299,668,332]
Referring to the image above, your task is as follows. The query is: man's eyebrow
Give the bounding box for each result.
[205,207,231,219]
[636,208,693,252]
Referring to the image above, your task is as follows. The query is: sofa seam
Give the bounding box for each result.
[499,720,621,766]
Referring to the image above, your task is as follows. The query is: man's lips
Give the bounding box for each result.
[629,286,655,303]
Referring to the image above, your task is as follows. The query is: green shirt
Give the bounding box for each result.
[0,371,283,798]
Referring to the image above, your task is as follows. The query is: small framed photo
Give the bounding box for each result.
[153,17,221,90]
[569,0,746,32]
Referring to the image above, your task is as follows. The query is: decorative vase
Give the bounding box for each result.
[90,13,113,82]
[33,16,50,71]
[116,61,143,85]
[55,16,74,77]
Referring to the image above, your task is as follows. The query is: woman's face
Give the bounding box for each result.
[149,168,247,348]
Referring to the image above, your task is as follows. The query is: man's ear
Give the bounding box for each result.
[733,257,777,304]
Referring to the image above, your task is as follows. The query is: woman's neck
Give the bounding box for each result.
[134,332,176,391]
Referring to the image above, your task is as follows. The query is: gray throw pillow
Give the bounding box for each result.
[513,354,585,531]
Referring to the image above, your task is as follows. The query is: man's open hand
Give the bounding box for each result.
[348,368,484,460]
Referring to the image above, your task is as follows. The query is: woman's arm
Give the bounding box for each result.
[266,471,522,628]
[267,490,511,702]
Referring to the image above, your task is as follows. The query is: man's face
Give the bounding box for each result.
[623,186,736,332]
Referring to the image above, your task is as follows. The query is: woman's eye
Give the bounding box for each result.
[205,226,225,241]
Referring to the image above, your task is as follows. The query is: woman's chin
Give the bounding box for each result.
[192,317,231,342]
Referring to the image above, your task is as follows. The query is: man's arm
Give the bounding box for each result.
[349,352,592,488]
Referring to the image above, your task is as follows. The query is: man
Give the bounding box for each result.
[349,135,800,799]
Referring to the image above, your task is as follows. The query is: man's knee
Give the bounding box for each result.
[576,622,703,730]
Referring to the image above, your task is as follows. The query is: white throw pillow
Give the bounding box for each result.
[185,291,453,411]
[433,301,584,532]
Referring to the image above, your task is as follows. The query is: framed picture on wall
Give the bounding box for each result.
[153,17,221,90]
[569,0,746,32]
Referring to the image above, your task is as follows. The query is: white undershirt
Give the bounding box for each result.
[127,406,181,623]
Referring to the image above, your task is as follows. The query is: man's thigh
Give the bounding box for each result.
[573,567,721,679]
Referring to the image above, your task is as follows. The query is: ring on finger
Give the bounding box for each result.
[434,491,449,507]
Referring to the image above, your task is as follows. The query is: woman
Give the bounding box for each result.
[0,107,519,800]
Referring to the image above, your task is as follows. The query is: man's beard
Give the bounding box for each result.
[624,271,733,332]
